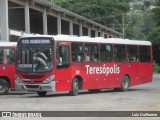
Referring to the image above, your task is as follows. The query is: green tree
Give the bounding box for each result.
[147,27,160,65]
[152,0,160,26]
[125,13,145,39]
[52,0,154,40]
[53,0,130,31]
[147,0,160,65]
[148,27,160,44]
[132,3,144,11]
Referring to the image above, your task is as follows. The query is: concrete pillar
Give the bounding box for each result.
[57,14,61,35]
[43,7,48,35]
[0,0,9,41]
[106,33,109,38]
[79,23,82,36]
[101,32,105,38]
[69,19,73,35]
[95,30,98,37]
[25,0,30,34]
[88,28,91,37]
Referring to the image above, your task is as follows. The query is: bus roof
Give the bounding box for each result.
[20,34,151,46]
[0,42,17,47]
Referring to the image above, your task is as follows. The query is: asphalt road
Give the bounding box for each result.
[0,73,160,120]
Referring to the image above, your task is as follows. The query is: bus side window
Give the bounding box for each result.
[139,46,151,62]
[84,43,98,62]
[57,43,70,69]
[71,42,84,62]
[0,48,14,64]
[114,45,127,62]
[100,44,113,62]
[127,45,139,62]
[6,49,15,64]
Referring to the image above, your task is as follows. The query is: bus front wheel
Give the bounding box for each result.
[69,78,79,96]
[0,79,9,95]
[37,91,47,97]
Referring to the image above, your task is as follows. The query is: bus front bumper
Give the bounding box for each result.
[15,80,56,92]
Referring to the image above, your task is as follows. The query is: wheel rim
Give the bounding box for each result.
[73,80,79,94]
[122,77,129,89]
[0,82,6,93]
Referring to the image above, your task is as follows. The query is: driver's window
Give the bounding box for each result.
[57,43,70,69]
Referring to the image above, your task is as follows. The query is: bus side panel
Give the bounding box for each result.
[79,63,99,90]
[107,63,122,88]
[128,63,141,86]
[98,63,109,89]
[107,62,140,88]
[55,63,100,91]
[139,63,153,84]
[0,64,15,88]
[55,67,72,91]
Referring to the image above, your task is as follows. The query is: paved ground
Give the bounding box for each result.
[0,73,160,120]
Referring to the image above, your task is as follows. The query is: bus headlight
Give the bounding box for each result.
[43,75,55,84]
[15,75,22,83]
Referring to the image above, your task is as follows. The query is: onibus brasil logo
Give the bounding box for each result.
[85,64,120,76]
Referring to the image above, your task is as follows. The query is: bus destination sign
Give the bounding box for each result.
[21,39,51,44]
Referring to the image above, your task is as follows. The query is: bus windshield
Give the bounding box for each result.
[16,38,54,73]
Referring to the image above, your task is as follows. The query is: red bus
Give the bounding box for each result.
[0,42,17,95]
[15,35,153,97]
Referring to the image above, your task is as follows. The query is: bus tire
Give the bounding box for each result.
[37,91,47,97]
[0,79,9,95]
[120,75,130,91]
[69,77,79,96]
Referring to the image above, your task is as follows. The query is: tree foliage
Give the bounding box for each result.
[148,27,160,44]
[52,0,155,41]
[53,0,130,28]
[146,0,160,65]
[152,0,160,26]
[147,0,160,43]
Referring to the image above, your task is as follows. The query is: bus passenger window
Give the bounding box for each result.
[100,44,113,62]
[84,43,98,62]
[3,55,8,64]
[84,51,90,62]
[127,45,139,62]
[139,46,151,62]
[114,45,127,62]
[71,42,84,62]
[0,48,14,64]
[93,54,99,62]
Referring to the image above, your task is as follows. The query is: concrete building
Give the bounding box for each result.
[0,0,122,42]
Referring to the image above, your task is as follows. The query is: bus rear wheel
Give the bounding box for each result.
[69,78,79,96]
[120,75,130,91]
[37,91,47,97]
[0,79,9,95]
[114,75,130,92]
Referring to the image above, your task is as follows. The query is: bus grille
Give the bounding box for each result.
[22,75,44,79]
[23,81,42,84]
[25,85,39,89]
